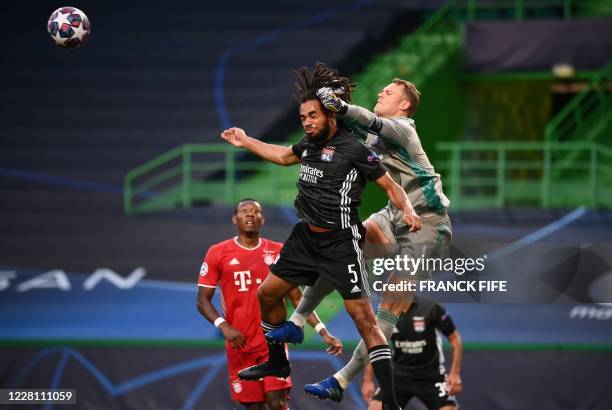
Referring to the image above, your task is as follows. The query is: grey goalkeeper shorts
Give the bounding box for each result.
[366,204,452,278]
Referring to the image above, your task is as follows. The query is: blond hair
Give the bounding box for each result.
[392,78,420,117]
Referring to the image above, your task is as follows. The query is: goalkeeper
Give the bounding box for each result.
[267,78,452,402]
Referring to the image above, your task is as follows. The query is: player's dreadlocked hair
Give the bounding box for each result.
[293,62,355,106]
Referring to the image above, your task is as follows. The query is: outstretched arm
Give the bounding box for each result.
[221,127,300,166]
[375,172,421,232]
[317,87,413,146]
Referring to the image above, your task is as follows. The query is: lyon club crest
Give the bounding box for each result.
[321,146,335,162]
[413,316,425,332]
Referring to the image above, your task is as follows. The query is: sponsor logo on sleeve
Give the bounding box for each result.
[367,150,379,162]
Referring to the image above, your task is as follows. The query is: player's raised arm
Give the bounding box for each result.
[286,288,343,356]
[317,84,417,147]
[221,127,300,166]
[375,172,422,232]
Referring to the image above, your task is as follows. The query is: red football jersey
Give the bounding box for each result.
[198,237,282,353]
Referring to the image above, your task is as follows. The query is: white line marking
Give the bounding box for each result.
[488,206,587,260]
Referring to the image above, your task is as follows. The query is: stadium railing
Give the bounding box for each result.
[542,61,612,182]
[544,60,612,144]
[123,0,605,215]
[124,1,464,215]
[436,141,612,209]
[463,0,612,20]
[351,0,460,108]
[124,141,612,214]
[123,143,296,215]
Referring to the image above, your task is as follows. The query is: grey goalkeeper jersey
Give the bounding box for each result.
[343,104,449,215]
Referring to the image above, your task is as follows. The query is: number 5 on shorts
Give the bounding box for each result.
[348,264,358,283]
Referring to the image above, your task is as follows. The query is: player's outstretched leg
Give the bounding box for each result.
[303,307,400,401]
[336,298,399,409]
[239,274,295,381]
[238,320,292,380]
[265,320,304,344]
[304,375,344,402]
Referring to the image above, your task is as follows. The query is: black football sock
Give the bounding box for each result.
[262,321,288,368]
[368,345,397,405]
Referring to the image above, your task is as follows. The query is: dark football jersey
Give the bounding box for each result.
[391,295,456,378]
[291,126,386,230]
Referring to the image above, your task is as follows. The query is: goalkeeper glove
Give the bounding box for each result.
[316,87,348,115]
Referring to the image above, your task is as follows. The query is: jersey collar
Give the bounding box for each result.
[395,116,415,125]
[233,237,262,251]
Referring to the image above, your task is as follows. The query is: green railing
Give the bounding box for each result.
[124,1,609,215]
[544,61,612,143]
[124,3,468,216]
[125,141,612,215]
[124,143,297,215]
[463,0,586,20]
[332,0,595,109]
[437,141,612,209]
[353,0,460,106]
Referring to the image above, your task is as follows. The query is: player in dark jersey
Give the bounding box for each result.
[220,64,422,410]
[362,295,463,410]
[268,72,452,403]
[196,199,343,410]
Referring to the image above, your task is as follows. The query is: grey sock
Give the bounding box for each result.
[289,278,335,326]
[334,308,399,388]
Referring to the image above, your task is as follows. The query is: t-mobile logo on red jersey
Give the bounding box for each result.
[233,270,262,292]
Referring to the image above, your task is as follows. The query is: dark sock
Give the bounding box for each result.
[268,342,288,368]
[262,321,288,368]
[368,345,396,405]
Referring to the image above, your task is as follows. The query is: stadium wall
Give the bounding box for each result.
[464,18,612,73]
[2,346,610,410]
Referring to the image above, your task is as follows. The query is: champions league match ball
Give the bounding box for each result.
[47,7,91,48]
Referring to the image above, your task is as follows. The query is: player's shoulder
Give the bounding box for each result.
[262,238,283,251]
[390,116,418,136]
[207,238,237,254]
[334,127,372,154]
[394,116,415,125]
[387,116,415,127]
[335,126,363,145]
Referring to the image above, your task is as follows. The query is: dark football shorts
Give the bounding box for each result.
[373,371,458,409]
[270,222,369,300]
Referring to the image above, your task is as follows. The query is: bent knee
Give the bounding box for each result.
[364,219,390,244]
[257,284,274,303]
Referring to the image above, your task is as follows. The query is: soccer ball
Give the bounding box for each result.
[47,7,91,49]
